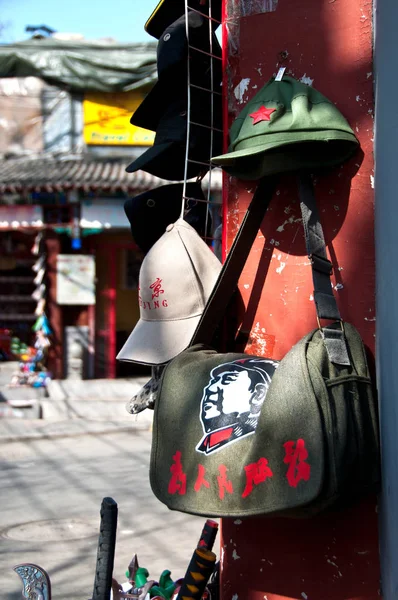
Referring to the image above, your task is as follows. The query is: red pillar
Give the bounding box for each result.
[220,0,379,598]
[46,231,63,379]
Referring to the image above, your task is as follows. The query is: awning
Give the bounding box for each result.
[0,39,157,93]
[0,156,223,195]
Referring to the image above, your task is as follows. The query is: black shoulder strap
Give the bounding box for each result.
[298,174,350,365]
[191,173,350,366]
[191,176,278,346]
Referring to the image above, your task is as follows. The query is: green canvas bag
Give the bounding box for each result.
[149,76,380,518]
[149,175,380,518]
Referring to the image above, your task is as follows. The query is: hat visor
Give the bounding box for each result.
[116,314,201,365]
[211,131,358,179]
[126,141,175,175]
[130,80,166,132]
[131,78,187,131]
[126,141,207,180]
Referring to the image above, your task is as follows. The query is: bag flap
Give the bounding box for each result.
[150,339,325,517]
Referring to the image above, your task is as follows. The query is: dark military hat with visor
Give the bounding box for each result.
[124,182,212,254]
[144,0,221,40]
[126,11,222,180]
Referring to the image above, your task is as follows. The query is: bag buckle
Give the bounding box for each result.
[309,253,333,275]
[316,316,345,333]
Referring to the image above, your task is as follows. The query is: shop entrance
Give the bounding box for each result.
[0,231,37,361]
[92,234,149,379]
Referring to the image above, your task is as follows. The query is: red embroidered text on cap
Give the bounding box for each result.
[150,277,164,299]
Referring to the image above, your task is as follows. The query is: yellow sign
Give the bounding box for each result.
[83,91,155,146]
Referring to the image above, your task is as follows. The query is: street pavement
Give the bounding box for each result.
[0,413,153,443]
[0,370,221,599]
[0,427,217,600]
[0,366,154,443]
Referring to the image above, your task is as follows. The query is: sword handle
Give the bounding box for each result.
[92,497,118,600]
[175,548,216,600]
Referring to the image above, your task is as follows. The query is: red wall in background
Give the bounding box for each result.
[220,0,379,598]
[46,232,63,379]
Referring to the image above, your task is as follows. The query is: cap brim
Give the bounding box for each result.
[126,141,206,180]
[116,315,201,365]
[125,141,174,174]
[130,81,165,132]
[212,131,357,164]
[212,132,359,179]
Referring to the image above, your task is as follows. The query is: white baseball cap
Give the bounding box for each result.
[117,218,222,365]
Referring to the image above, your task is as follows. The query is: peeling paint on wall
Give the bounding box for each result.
[234,78,251,103]
[232,549,241,560]
[276,261,286,274]
[246,321,276,357]
[300,74,314,86]
[327,558,343,577]
[276,215,302,232]
[238,0,278,16]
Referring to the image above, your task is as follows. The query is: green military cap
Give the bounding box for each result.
[212,75,359,180]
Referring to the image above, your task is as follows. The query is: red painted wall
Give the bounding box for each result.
[46,232,64,379]
[220,0,379,598]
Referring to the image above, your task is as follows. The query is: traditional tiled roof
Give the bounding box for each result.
[0,156,222,194]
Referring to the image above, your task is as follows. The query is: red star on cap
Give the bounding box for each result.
[249,105,276,125]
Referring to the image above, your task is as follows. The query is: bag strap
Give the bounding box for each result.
[191,173,350,366]
[191,176,278,346]
[298,174,350,365]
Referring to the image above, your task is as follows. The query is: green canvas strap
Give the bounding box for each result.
[191,173,350,366]
[298,174,350,366]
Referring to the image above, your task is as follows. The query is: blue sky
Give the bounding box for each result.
[0,0,160,43]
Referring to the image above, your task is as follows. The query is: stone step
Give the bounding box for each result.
[0,399,42,419]
[40,396,153,425]
[46,377,148,402]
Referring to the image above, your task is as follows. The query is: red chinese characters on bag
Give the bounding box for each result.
[168,440,311,500]
[217,465,234,499]
[168,451,187,495]
[283,439,311,487]
[194,464,210,492]
[242,457,273,498]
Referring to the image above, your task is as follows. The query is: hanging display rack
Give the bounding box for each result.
[181,0,223,246]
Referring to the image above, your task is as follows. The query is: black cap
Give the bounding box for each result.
[124,182,212,254]
[131,11,222,133]
[126,12,223,181]
[144,0,222,41]
[126,89,222,180]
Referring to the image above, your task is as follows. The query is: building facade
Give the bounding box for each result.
[0,42,222,379]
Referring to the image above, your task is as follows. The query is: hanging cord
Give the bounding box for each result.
[180,0,193,220]
[180,0,224,246]
[205,0,214,238]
